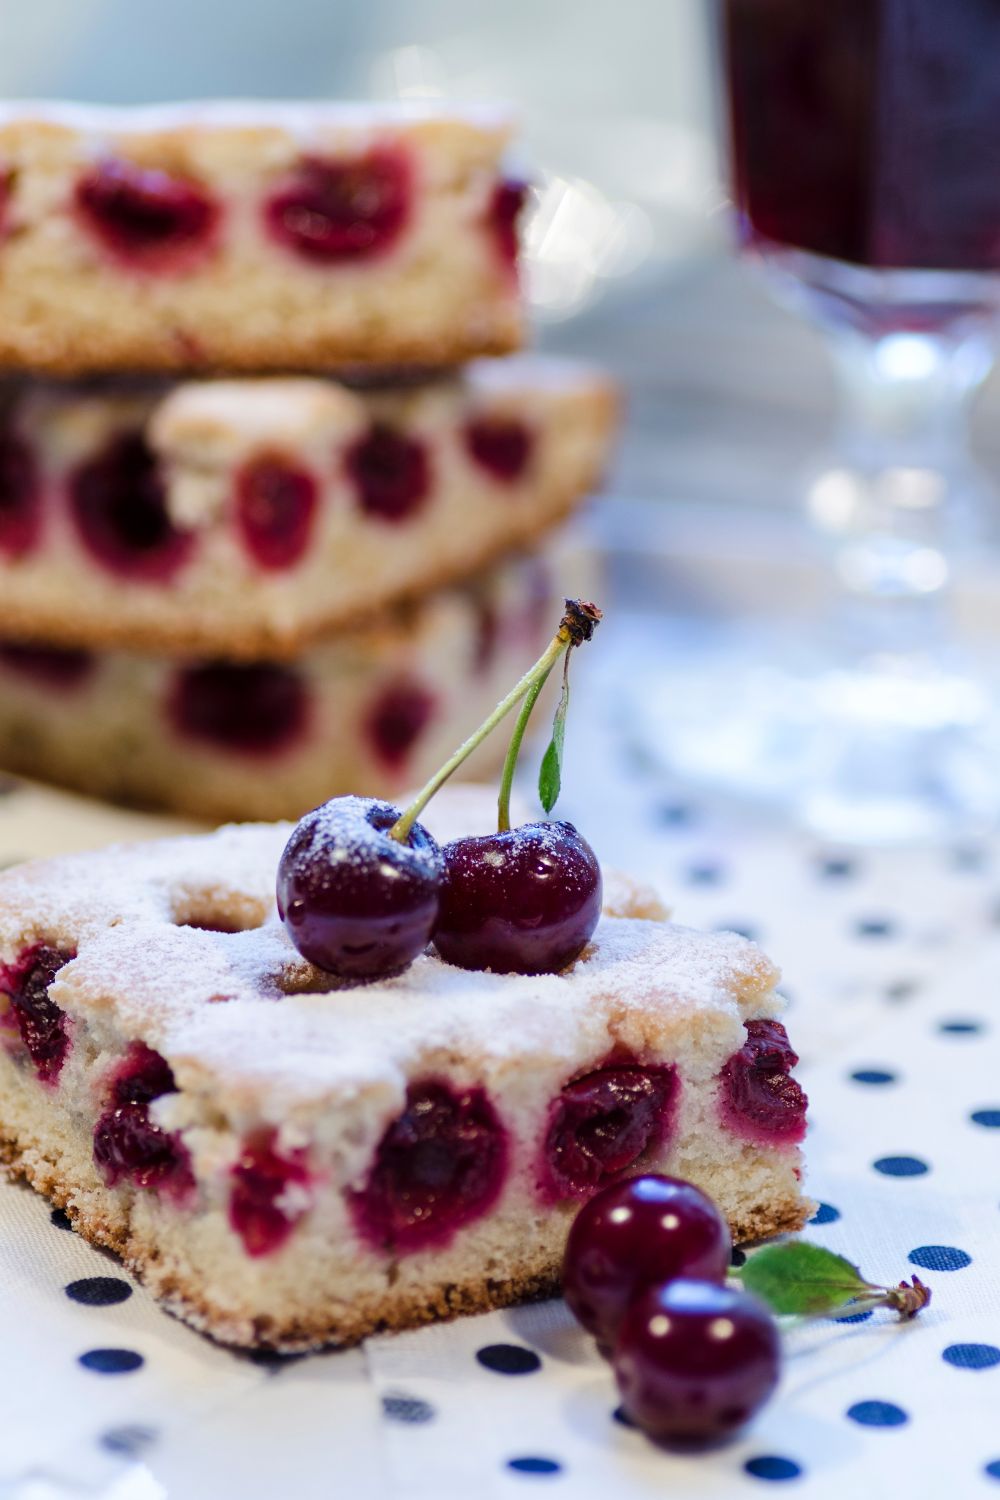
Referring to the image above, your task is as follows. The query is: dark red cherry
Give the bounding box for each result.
[563,1175,731,1349]
[236,455,318,570]
[69,433,194,581]
[488,179,527,270]
[264,148,411,263]
[346,424,431,522]
[92,1042,194,1200]
[543,1064,677,1202]
[75,158,218,269]
[432,820,602,975]
[229,1130,312,1258]
[720,1019,808,1145]
[613,1279,781,1444]
[350,1079,507,1252]
[0,429,41,558]
[169,661,309,756]
[0,943,74,1084]
[0,170,11,239]
[464,417,533,483]
[365,679,437,770]
[277,795,443,979]
[0,642,94,690]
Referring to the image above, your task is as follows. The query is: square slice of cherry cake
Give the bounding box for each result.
[0,792,811,1350]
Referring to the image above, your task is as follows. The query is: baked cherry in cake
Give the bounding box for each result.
[0,428,41,558]
[433,821,602,975]
[236,456,318,570]
[0,943,74,1084]
[75,158,219,270]
[264,148,411,264]
[543,1063,676,1201]
[366,680,437,770]
[277,795,443,980]
[464,417,533,482]
[350,1079,507,1252]
[229,1131,312,1258]
[0,642,93,690]
[489,179,527,271]
[69,432,194,581]
[347,423,431,522]
[562,1175,731,1349]
[721,1019,808,1144]
[93,1042,194,1200]
[169,661,309,756]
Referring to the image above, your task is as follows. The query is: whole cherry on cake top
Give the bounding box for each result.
[276,598,603,980]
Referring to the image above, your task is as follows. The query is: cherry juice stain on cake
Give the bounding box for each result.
[75,158,219,271]
[264,148,412,263]
[541,1062,678,1200]
[69,433,195,581]
[0,943,75,1085]
[719,1019,808,1145]
[0,642,94,690]
[346,424,431,522]
[229,1130,312,1257]
[236,456,319,570]
[351,1079,508,1253]
[93,1042,194,1200]
[365,680,436,770]
[169,661,309,756]
[488,179,527,273]
[463,417,533,483]
[0,429,41,558]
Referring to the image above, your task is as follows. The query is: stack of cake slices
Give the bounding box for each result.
[0,101,616,821]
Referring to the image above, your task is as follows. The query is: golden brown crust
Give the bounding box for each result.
[0,1126,813,1352]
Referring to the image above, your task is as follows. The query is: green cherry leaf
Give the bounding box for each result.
[739,1242,871,1316]
[538,661,571,813]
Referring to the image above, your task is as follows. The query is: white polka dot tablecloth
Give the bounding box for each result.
[4,658,1000,1500]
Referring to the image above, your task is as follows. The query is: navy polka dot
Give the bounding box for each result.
[847,1400,908,1427]
[939,1019,982,1035]
[79,1348,144,1375]
[984,1460,1000,1481]
[943,1343,1000,1370]
[715,922,758,942]
[100,1425,157,1457]
[507,1457,562,1476]
[731,1248,747,1268]
[886,979,919,1001]
[382,1393,435,1425]
[476,1344,541,1375]
[65,1277,133,1307]
[851,1069,896,1085]
[657,802,695,828]
[686,862,723,886]
[833,1309,873,1324]
[908,1245,971,1272]
[744,1455,802,1481]
[972,1109,1000,1128]
[612,1404,637,1429]
[855,917,895,938]
[818,856,855,880]
[873,1155,929,1177]
[245,1347,302,1369]
[50,1207,72,1231]
[811,1202,841,1225]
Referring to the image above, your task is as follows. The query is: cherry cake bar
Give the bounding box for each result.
[0,541,582,821]
[0,357,614,658]
[0,787,811,1350]
[0,101,524,375]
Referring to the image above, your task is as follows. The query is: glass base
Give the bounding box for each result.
[627,623,1000,845]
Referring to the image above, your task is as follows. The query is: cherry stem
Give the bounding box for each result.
[389,599,601,844]
[497,668,553,832]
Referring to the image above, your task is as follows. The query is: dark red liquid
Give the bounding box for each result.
[724,0,1000,270]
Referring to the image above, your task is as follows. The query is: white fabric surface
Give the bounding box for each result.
[1,661,999,1499]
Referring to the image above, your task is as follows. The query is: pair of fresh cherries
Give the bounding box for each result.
[564,1174,781,1444]
[276,599,604,981]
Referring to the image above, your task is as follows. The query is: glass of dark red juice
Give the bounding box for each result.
[659,0,1000,840]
